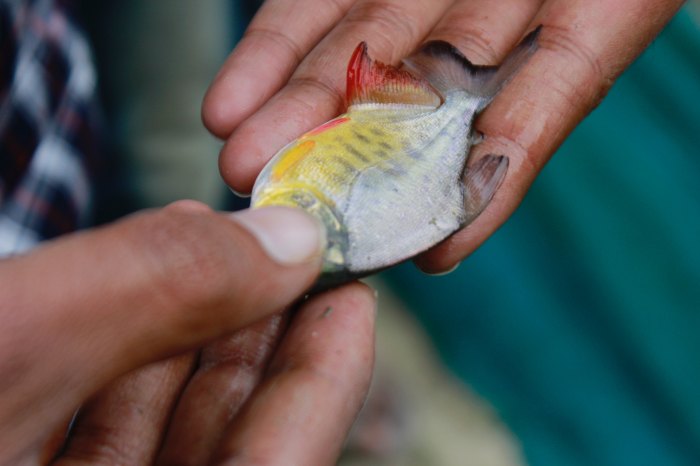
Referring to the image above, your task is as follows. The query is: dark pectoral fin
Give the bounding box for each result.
[462,154,509,222]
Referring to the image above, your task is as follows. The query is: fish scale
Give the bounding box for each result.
[252,28,541,290]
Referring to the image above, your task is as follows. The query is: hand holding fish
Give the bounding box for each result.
[204,0,685,274]
[0,203,375,465]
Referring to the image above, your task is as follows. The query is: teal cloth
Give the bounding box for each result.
[384,7,700,466]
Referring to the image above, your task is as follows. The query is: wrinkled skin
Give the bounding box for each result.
[0,203,375,465]
[204,0,684,274]
[0,1,686,465]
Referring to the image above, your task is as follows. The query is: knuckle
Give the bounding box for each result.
[344,1,421,58]
[287,75,345,113]
[199,315,284,371]
[539,23,612,111]
[477,24,617,178]
[201,342,271,374]
[475,129,541,179]
[243,26,306,64]
[513,139,542,179]
[540,24,606,80]
[136,208,233,312]
[60,425,132,465]
[434,22,502,64]
[326,0,355,17]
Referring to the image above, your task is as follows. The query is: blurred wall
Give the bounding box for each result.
[82,0,231,218]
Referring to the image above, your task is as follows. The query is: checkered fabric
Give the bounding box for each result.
[0,0,100,256]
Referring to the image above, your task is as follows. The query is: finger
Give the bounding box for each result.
[156,314,287,466]
[54,355,195,466]
[427,0,543,65]
[416,0,684,272]
[211,282,376,465]
[219,0,455,193]
[394,0,540,274]
[38,415,74,465]
[202,0,355,139]
[0,204,323,461]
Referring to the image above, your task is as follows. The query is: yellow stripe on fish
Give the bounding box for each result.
[259,113,412,202]
[252,27,542,291]
[270,139,316,182]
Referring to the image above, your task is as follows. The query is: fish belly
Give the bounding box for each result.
[343,117,470,273]
[252,102,472,281]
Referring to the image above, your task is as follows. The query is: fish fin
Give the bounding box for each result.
[462,154,509,222]
[346,42,442,108]
[402,26,541,111]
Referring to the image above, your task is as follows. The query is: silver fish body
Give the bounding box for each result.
[252,28,541,290]
[339,95,481,273]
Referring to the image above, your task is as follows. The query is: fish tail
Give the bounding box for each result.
[402,26,541,111]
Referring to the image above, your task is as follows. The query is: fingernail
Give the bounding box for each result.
[232,207,325,265]
[228,185,251,199]
[421,261,461,276]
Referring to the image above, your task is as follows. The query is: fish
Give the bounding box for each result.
[251,27,541,290]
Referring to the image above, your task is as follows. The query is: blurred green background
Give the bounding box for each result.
[383,5,700,466]
[84,1,700,464]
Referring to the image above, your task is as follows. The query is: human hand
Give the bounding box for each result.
[202,0,684,273]
[0,202,375,465]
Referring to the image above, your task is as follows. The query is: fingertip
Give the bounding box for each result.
[202,51,275,140]
[209,281,377,466]
[218,132,264,195]
[419,261,461,277]
[413,259,456,276]
[311,281,377,322]
[333,281,378,323]
[203,62,274,140]
[302,282,377,373]
[413,240,463,275]
[342,282,378,362]
[201,81,236,139]
[319,282,377,348]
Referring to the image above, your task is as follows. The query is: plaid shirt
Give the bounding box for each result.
[0,0,99,256]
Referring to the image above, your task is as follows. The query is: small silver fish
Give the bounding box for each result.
[252,27,541,289]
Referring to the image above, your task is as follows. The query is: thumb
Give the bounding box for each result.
[0,203,323,455]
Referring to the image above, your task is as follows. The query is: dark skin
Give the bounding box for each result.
[0,0,686,464]
[204,0,685,273]
[0,204,375,465]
